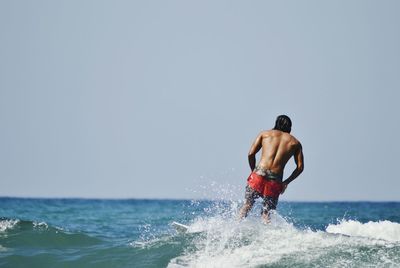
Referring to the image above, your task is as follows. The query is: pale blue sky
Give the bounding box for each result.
[1,1,399,200]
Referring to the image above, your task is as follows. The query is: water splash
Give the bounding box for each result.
[326,220,400,242]
[168,203,400,267]
[0,219,19,232]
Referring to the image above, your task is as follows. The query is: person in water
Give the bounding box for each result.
[239,115,304,222]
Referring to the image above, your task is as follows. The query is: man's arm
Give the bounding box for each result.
[248,133,263,171]
[282,144,304,189]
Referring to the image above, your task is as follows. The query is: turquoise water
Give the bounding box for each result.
[1,198,400,267]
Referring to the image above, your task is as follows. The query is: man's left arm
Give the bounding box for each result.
[282,144,304,192]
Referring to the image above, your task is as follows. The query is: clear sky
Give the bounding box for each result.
[1,0,399,201]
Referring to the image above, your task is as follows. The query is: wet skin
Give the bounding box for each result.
[239,129,304,221]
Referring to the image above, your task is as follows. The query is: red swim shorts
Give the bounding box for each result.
[247,172,284,199]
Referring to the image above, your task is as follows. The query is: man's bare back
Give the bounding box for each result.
[248,129,303,184]
[239,115,304,221]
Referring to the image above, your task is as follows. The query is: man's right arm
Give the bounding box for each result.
[248,132,263,171]
[282,144,304,188]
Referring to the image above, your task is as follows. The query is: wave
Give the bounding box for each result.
[326,220,400,242]
[0,218,19,232]
[0,218,102,248]
[167,213,400,267]
[2,200,400,267]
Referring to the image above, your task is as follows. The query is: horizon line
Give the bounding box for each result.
[0,196,399,203]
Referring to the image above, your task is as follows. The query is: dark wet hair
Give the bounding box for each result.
[274,115,292,133]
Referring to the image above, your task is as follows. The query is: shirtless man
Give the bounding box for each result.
[239,115,304,222]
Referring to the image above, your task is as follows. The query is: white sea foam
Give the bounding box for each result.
[326,220,400,242]
[172,183,400,267]
[33,221,49,229]
[0,219,19,232]
[168,213,400,268]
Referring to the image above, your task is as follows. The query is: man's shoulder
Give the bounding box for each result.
[289,134,302,148]
[260,129,278,138]
[282,132,301,147]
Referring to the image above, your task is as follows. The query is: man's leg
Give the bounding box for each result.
[261,197,278,223]
[239,186,257,219]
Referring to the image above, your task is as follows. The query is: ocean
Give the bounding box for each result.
[0,198,399,267]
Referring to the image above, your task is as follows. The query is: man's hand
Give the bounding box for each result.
[280,182,288,195]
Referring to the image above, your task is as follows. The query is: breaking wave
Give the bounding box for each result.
[167,213,400,267]
[0,218,101,248]
[326,220,400,242]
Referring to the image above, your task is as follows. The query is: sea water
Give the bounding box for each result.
[0,198,399,267]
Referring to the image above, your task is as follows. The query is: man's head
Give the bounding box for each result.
[274,115,292,133]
